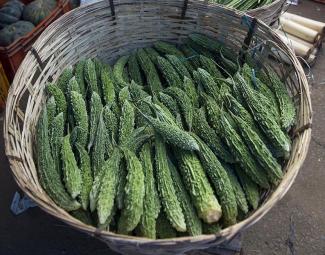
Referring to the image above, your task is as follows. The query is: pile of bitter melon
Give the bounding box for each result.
[36,33,295,239]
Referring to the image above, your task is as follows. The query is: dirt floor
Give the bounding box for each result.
[0,1,324,254]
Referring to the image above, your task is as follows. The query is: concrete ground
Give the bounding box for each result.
[0,1,324,254]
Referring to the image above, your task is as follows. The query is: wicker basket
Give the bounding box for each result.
[4,1,311,254]
[247,0,287,25]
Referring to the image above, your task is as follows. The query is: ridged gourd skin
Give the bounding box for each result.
[199,55,223,81]
[259,67,296,130]
[91,112,107,178]
[94,58,105,95]
[57,67,73,93]
[46,97,57,125]
[49,113,64,176]
[74,60,87,98]
[98,204,117,230]
[61,134,82,199]
[166,54,191,79]
[233,115,283,185]
[156,56,183,88]
[118,86,130,107]
[156,212,177,239]
[97,149,122,225]
[202,223,221,234]
[89,149,121,212]
[103,105,118,146]
[176,150,222,223]
[168,159,202,236]
[122,66,130,83]
[164,86,193,130]
[187,39,217,61]
[223,164,249,214]
[113,55,130,90]
[88,92,103,151]
[128,81,153,127]
[116,158,127,210]
[84,59,99,95]
[158,92,180,119]
[118,100,135,146]
[236,73,291,158]
[144,47,161,63]
[235,167,260,210]
[70,91,89,147]
[117,149,145,234]
[154,136,186,232]
[101,64,115,106]
[137,48,162,93]
[138,143,161,239]
[128,53,144,86]
[195,68,220,101]
[192,108,235,164]
[75,143,93,210]
[145,115,199,151]
[183,76,199,108]
[46,83,67,121]
[70,209,93,225]
[192,134,238,226]
[36,108,80,211]
[67,77,81,98]
[179,44,201,70]
[124,127,154,154]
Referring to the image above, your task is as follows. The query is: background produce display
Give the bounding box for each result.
[209,0,276,11]
[36,33,296,239]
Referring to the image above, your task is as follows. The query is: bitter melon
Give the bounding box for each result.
[155,136,186,232]
[103,105,118,146]
[49,112,64,175]
[156,212,177,239]
[70,209,93,225]
[168,159,202,236]
[61,134,82,199]
[144,47,161,63]
[195,68,220,101]
[75,143,93,210]
[101,64,115,106]
[117,149,145,234]
[88,92,103,151]
[84,59,99,95]
[118,100,135,146]
[202,223,221,234]
[74,60,87,98]
[116,158,127,210]
[113,55,130,89]
[165,54,191,79]
[46,83,67,121]
[128,53,144,86]
[36,108,80,211]
[183,76,199,108]
[199,55,222,80]
[192,134,238,226]
[57,67,73,93]
[156,56,183,88]
[46,96,56,125]
[158,92,180,119]
[179,44,201,70]
[154,41,184,56]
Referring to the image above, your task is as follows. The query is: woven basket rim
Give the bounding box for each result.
[247,0,286,13]
[4,0,312,247]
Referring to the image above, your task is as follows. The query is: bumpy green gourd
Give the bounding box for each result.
[187,39,217,60]
[98,204,117,230]
[57,67,73,93]
[128,53,144,86]
[70,209,93,225]
[235,167,260,210]
[155,136,186,232]
[70,91,89,147]
[129,81,153,127]
[199,55,222,80]
[47,83,67,121]
[158,92,180,119]
[195,68,220,101]
[124,127,154,153]
[164,86,193,130]
[84,59,99,95]
[116,158,127,210]
[117,149,145,234]
[137,48,163,93]
[61,134,82,199]
[156,212,177,239]
[144,47,161,63]
[103,105,118,146]
[259,67,296,130]
[122,67,130,83]
[202,223,221,234]
[236,73,291,157]
[46,96,56,125]
[192,134,238,226]
[176,150,222,223]
[179,44,201,70]
[169,159,202,236]
[92,112,107,178]
[93,58,104,92]
[156,56,183,88]
[49,112,64,175]
[88,92,103,151]
[74,60,87,98]
[223,164,248,214]
[145,115,199,151]
[192,108,235,164]
[233,115,283,184]
[113,55,130,89]
[89,149,121,212]
[154,41,183,56]
[118,86,130,106]
[75,143,93,210]
[119,100,135,146]
[67,77,81,97]
[138,143,161,239]
[36,108,80,211]
[183,76,199,108]
[101,65,115,106]
[165,54,191,79]
[97,150,122,225]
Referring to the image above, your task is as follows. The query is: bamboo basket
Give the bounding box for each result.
[4,1,312,254]
[247,0,287,25]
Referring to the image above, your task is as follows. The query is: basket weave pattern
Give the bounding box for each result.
[4,1,311,254]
